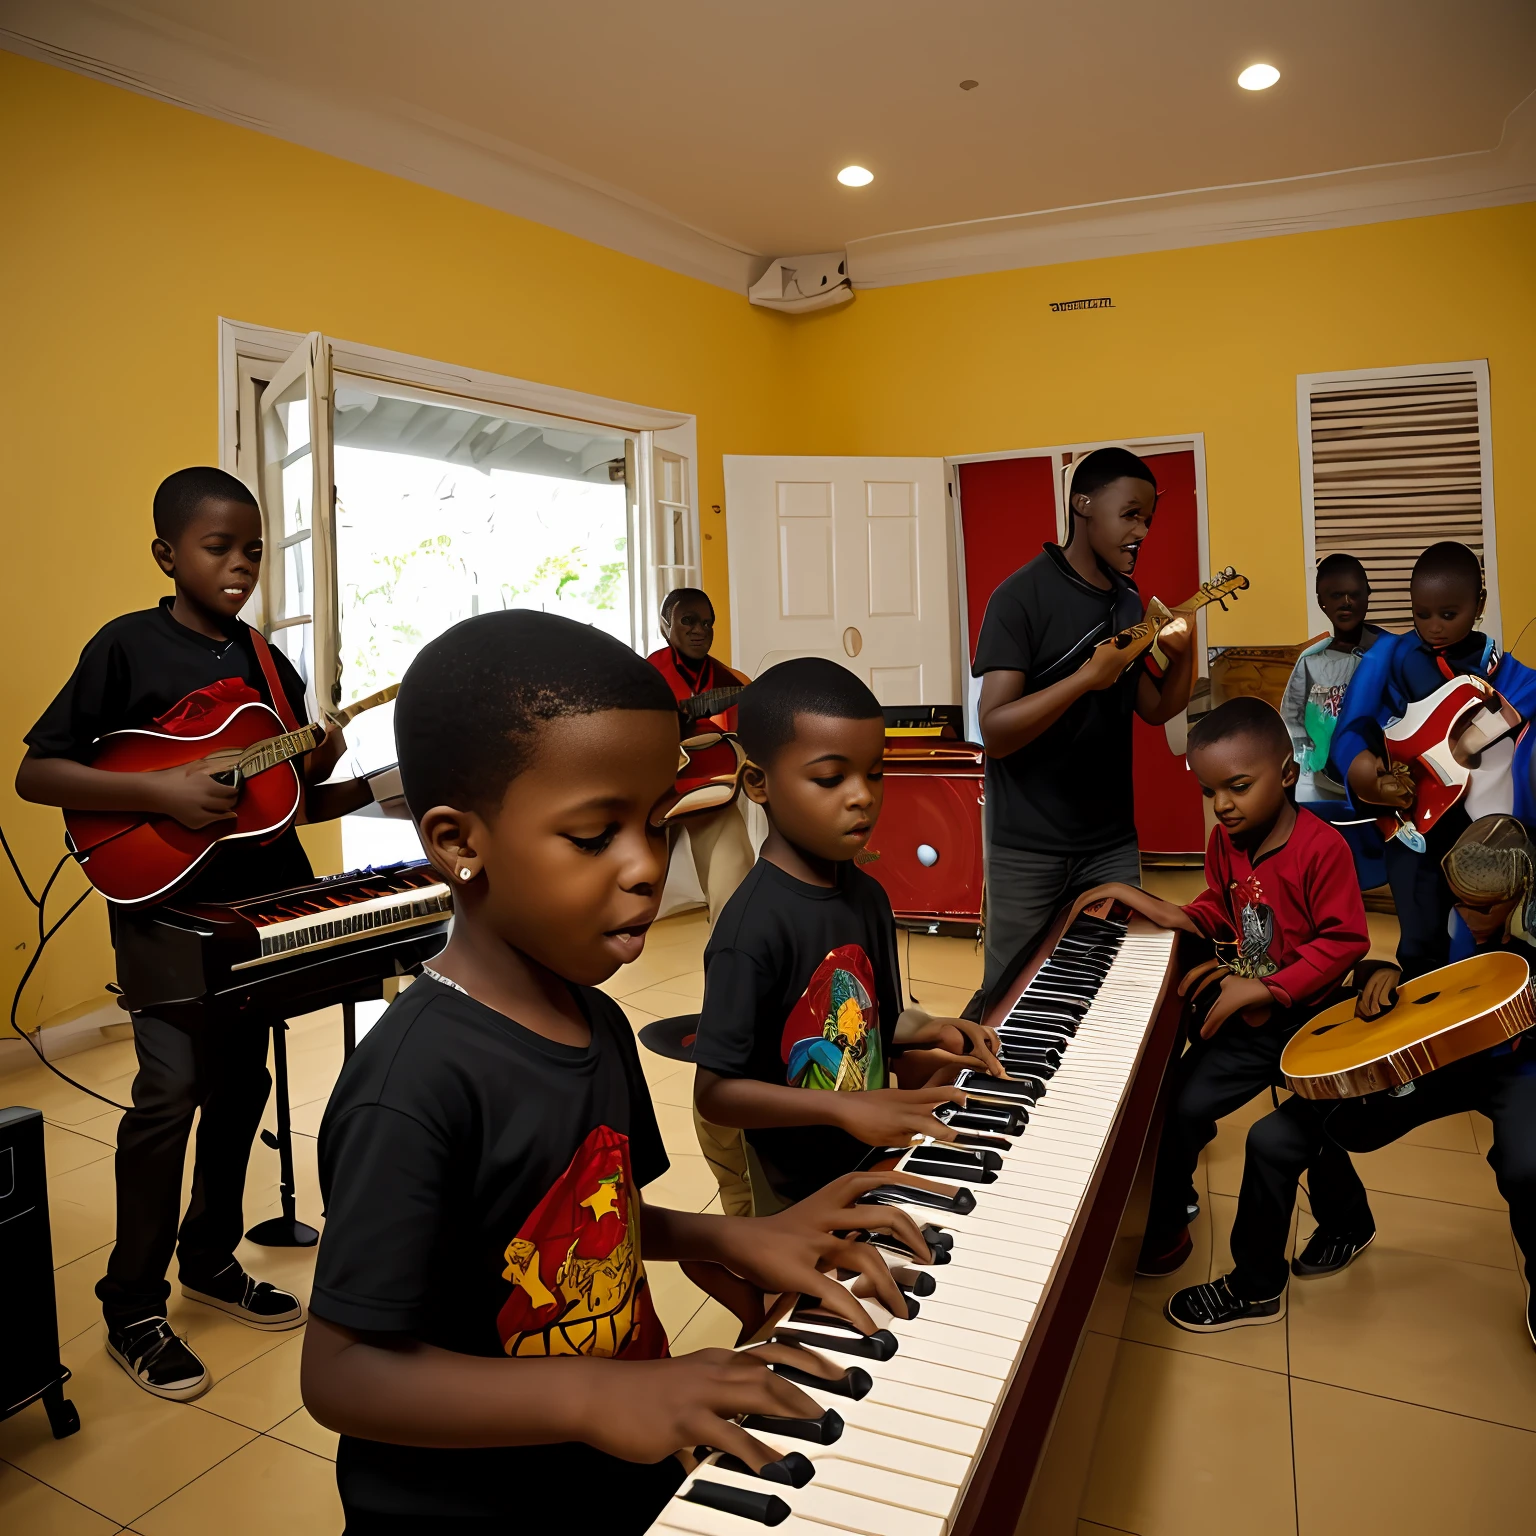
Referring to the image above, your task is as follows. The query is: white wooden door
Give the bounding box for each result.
[723,456,957,703]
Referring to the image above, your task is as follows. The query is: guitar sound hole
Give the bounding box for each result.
[1312,1023,1344,1036]
[1411,992,1441,1006]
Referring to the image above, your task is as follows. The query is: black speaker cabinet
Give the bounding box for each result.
[0,1105,80,1437]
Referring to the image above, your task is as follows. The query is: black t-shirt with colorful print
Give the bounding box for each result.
[692,858,905,1204]
[310,975,682,1527]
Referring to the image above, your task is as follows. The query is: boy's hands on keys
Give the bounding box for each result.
[702,1171,936,1326]
[578,1343,841,1470]
[893,1012,1008,1077]
[831,1084,968,1148]
[1196,972,1275,1038]
[150,755,241,829]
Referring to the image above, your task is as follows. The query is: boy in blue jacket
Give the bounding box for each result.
[1331,540,1536,980]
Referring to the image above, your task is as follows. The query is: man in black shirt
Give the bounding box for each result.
[693,660,1005,1209]
[17,467,372,1401]
[973,447,1194,1004]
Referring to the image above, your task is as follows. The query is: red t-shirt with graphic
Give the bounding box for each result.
[1182,808,1369,1009]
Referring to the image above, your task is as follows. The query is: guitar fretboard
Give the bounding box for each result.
[681,685,743,720]
[238,726,322,778]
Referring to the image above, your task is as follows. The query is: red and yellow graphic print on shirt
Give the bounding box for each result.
[496,1124,668,1360]
[780,945,888,1094]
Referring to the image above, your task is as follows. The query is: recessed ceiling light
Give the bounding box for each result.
[1238,63,1280,91]
[837,165,874,187]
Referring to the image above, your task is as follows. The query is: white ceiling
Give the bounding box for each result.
[5,0,1535,288]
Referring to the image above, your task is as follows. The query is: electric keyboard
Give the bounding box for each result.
[651,908,1184,1536]
[113,860,451,1027]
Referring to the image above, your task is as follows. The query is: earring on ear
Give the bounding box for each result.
[459,868,473,881]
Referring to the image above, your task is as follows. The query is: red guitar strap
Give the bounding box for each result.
[248,628,304,733]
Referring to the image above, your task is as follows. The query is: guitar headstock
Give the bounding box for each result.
[1196,567,1249,611]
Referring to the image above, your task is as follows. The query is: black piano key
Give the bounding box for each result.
[868,1229,950,1263]
[857,1182,977,1216]
[713,1452,816,1488]
[909,1144,1003,1172]
[893,1267,937,1297]
[956,1069,1045,1102]
[921,1223,955,1252]
[769,1361,873,1399]
[904,1157,995,1185]
[683,1480,791,1525]
[774,1322,900,1362]
[741,1406,846,1444]
[936,1102,1027,1134]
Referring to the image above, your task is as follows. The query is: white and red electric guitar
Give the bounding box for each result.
[1377,674,1523,846]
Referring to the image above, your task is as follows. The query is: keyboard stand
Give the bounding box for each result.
[246,1018,319,1248]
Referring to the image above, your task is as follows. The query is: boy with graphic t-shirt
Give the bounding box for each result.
[303,614,934,1536]
[692,659,1006,1210]
[1067,697,1371,1291]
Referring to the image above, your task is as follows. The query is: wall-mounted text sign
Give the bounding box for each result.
[1049,297,1114,312]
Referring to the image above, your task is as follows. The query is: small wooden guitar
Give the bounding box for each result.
[1281,952,1535,1099]
[1110,567,1249,661]
[1373,674,1523,849]
[66,685,398,906]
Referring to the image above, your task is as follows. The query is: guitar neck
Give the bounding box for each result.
[238,724,325,780]
[683,685,742,718]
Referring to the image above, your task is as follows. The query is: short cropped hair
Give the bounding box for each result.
[661,586,714,624]
[1068,446,1157,501]
[737,657,883,767]
[394,611,676,817]
[153,467,258,543]
[1186,696,1292,762]
[1316,552,1369,588]
[1412,541,1483,595]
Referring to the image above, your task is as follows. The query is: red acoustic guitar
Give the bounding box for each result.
[66,683,397,906]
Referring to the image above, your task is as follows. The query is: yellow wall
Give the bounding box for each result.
[5,46,1534,1035]
[0,50,792,1034]
[783,203,1536,650]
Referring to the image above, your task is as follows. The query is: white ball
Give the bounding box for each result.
[916,844,939,867]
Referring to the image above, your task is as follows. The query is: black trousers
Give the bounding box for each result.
[95,1011,273,1327]
[1382,803,1468,982]
[1328,1052,1536,1284]
[1145,999,1368,1294]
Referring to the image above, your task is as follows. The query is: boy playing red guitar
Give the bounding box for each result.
[16,466,372,1401]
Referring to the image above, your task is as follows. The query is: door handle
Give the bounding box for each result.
[843,627,863,658]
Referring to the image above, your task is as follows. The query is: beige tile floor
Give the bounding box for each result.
[2,887,1532,1535]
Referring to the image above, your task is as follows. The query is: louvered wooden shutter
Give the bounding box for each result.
[1302,366,1488,631]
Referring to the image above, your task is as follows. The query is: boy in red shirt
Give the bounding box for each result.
[1069,696,1371,1304]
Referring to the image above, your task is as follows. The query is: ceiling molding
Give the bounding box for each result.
[5,1,1533,299]
[846,92,1536,288]
[0,0,762,294]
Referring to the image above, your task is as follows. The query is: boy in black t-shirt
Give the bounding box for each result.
[692,659,1006,1209]
[17,467,372,1402]
[972,446,1194,1006]
[302,613,930,1536]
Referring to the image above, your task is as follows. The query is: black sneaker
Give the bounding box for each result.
[181,1264,305,1330]
[1187,1199,1201,1223]
[106,1316,210,1401]
[1166,1275,1285,1333]
[1291,1227,1375,1279]
[1136,1227,1194,1278]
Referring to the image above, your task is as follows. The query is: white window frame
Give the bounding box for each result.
[218,318,700,668]
[947,434,1213,740]
[1296,360,1499,642]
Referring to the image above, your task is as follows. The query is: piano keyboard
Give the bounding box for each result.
[232,870,452,968]
[653,913,1177,1535]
